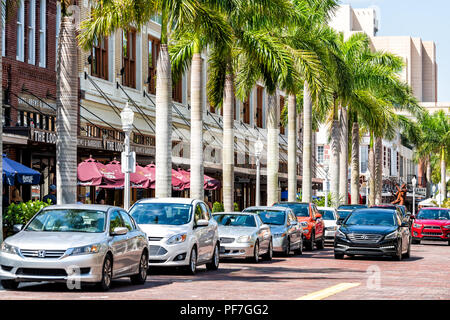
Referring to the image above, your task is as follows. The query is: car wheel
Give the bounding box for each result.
[403,240,411,259]
[394,240,403,261]
[262,240,273,261]
[334,252,344,259]
[130,251,148,285]
[448,240,450,246]
[96,255,113,291]
[316,235,325,250]
[306,231,315,251]
[411,239,421,245]
[206,243,220,271]
[1,280,19,290]
[251,241,260,263]
[185,247,198,275]
[294,239,303,255]
[284,238,291,256]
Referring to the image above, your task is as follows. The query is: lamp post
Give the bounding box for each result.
[365,169,370,206]
[120,102,134,211]
[412,176,417,216]
[324,163,329,208]
[255,139,264,206]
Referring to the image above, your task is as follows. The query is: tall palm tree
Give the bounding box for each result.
[170,7,230,201]
[56,2,78,204]
[417,110,450,202]
[339,106,348,204]
[80,0,225,198]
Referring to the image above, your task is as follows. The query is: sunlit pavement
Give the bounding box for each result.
[0,240,448,300]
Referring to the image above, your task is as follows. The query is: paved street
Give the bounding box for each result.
[1,240,448,300]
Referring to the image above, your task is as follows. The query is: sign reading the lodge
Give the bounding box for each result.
[29,129,154,156]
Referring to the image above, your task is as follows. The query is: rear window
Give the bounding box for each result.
[274,203,309,217]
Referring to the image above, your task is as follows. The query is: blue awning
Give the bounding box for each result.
[3,154,41,185]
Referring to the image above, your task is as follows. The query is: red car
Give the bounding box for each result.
[411,207,450,245]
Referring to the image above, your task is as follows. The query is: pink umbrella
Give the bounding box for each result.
[102,160,151,189]
[134,164,154,189]
[145,164,185,190]
[77,158,103,186]
[177,168,220,190]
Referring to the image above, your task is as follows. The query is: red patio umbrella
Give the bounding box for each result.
[77,158,104,186]
[102,160,151,189]
[145,164,185,190]
[176,168,220,190]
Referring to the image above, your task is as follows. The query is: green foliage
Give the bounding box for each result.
[313,193,332,207]
[234,202,240,212]
[212,202,224,213]
[3,200,51,238]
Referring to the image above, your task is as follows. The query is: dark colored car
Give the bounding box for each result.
[273,202,325,251]
[371,204,411,226]
[336,204,367,224]
[334,208,411,260]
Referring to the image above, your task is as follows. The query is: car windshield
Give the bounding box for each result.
[338,205,367,210]
[25,209,106,233]
[417,209,450,220]
[337,210,352,220]
[129,203,191,225]
[319,210,335,220]
[345,211,397,227]
[274,203,309,217]
[213,214,256,227]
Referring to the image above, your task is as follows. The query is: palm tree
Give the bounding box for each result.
[170,7,230,201]
[417,111,450,202]
[56,2,78,204]
[80,0,225,199]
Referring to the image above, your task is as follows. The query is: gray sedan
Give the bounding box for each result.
[0,204,149,291]
[243,206,303,256]
[212,212,273,263]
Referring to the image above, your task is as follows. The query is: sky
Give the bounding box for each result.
[340,0,450,102]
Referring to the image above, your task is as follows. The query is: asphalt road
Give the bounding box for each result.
[1,240,449,300]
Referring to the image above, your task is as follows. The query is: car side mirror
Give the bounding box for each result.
[195,219,209,227]
[13,224,23,233]
[410,215,415,220]
[111,227,128,236]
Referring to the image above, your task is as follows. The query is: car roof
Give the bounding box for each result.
[42,204,118,211]
[275,202,310,205]
[419,207,449,210]
[212,211,258,215]
[317,207,336,211]
[245,206,290,211]
[352,208,398,214]
[136,198,196,205]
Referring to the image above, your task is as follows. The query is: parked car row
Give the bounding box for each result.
[1,198,448,292]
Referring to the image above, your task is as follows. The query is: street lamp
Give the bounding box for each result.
[121,102,134,211]
[365,169,370,206]
[411,176,417,216]
[255,139,264,207]
[324,163,329,208]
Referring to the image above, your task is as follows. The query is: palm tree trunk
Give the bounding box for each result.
[440,147,447,201]
[375,136,383,204]
[56,15,78,204]
[368,133,376,206]
[155,44,173,198]
[339,107,348,205]
[426,156,432,198]
[330,120,340,207]
[266,92,279,206]
[350,121,360,204]
[288,94,297,202]
[190,49,204,200]
[302,83,312,203]
[222,70,234,211]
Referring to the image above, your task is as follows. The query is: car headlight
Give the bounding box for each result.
[300,222,308,228]
[0,242,20,255]
[273,232,287,238]
[237,235,253,243]
[335,229,346,239]
[67,244,102,256]
[413,223,423,229]
[167,233,187,245]
[385,231,398,240]
[441,225,450,229]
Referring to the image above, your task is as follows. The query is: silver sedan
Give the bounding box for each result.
[212,212,273,263]
[0,204,149,291]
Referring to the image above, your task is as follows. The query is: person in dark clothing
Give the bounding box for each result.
[43,185,57,205]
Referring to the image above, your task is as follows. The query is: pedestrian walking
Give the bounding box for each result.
[10,187,22,204]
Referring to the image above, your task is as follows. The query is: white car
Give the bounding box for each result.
[317,207,339,244]
[128,198,220,274]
